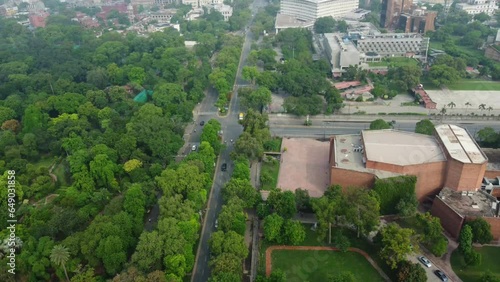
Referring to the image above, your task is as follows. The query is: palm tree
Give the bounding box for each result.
[487,106,493,114]
[465,102,472,114]
[50,245,70,282]
[479,103,486,111]
[440,106,447,123]
[447,102,456,109]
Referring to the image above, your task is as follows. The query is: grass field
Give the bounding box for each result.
[451,246,500,282]
[446,80,500,91]
[260,159,280,190]
[368,57,419,67]
[271,250,385,282]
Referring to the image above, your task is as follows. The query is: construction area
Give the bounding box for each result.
[277,138,330,197]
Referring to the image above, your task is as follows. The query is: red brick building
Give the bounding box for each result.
[328,124,500,241]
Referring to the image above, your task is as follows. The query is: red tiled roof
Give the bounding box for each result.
[334,81,361,90]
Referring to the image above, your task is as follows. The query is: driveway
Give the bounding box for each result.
[408,255,448,282]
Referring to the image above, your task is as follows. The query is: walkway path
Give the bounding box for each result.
[265,246,391,282]
[419,234,463,282]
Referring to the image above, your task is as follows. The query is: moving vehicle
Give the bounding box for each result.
[418,256,432,268]
[434,270,448,282]
[192,145,197,151]
[200,120,205,126]
[239,112,244,120]
[221,163,227,171]
[215,219,218,229]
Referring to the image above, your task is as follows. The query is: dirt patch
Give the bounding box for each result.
[265,245,391,282]
[277,138,330,197]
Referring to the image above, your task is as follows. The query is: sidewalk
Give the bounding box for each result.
[419,234,463,282]
[250,161,261,189]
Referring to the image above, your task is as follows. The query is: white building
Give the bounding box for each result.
[279,0,359,22]
[207,3,232,21]
[456,0,498,16]
[275,13,314,33]
[323,33,361,74]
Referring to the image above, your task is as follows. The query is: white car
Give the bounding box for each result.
[191,145,197,151]
[215,219,218,229]
[418,256,432,268]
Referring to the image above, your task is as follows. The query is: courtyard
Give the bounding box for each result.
[277,138,330,197]
[425,89,500,111]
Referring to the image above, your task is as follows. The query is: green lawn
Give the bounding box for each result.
[446,80,500,91]
[260,159,280,190]
[258,224,395,280]
[451,246,500,282]
[272,250,385,282]
[368,57,418,68]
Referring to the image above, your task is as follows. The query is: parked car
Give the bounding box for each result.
[418,256,432,268]
[434,270,448,282]
[192,145,197,151]
[215,219,218,229]
[200,120,205,126]
[221,163,227,171]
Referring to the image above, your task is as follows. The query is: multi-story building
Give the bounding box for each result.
[323,33,361,75]
[279,0,359,22]
[380,0,413,28]
[355,33,429,61]
[398,9,436,33]
[457,0,498,16]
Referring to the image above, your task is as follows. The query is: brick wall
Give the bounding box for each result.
[330,167,375,189]
[444,160,486,191]
[430,197,465,239]
[484,170,500,179]
[366,160,446,201]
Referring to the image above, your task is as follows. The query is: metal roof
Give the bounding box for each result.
[435,124,487,164]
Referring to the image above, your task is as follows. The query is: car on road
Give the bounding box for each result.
[434,270,448,282]
[215,219,218,229]
[221,163,227,171]
[200,120,205,126]
[192,145,197,151]
[418,256,432,268]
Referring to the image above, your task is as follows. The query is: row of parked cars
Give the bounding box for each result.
[418,256,448,282]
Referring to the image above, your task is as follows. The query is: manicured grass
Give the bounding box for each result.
[368,57,418,68]
[260,159,280,190]
[446,80,500,91]
[258,224,395,280]
[451,246,500,282]
[271,250,385,282]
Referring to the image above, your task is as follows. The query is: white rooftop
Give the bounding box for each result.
[435,124,487,164]
[362,130,446,166]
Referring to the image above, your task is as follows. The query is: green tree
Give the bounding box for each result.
[428,65,461,87]
[328,272,355,282]
[467,218,493,244]
[370,119,392,130]
[283,219,306,245]
[240,87,272,111]
[50,245,70,282]
[415,119,435,135]
[263,213,284,243]
[123,184,146,221]
[396,193,418,217]
[222,178,258,208]
[131,230,164,272]
[397,260,426,282]
[201,119,222,155]
[295,188,311,211]
[379,223,417,269]
[342,189,380,238]
[234,132,265,161]
[314,16,336,33]
[268,190,297,219]
[480,271,500,282]
[209,231,248,259]
[232,159,250,180]
[242,66,259,84]
[459,224,473,254]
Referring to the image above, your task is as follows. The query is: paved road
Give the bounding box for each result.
[270,121,500,138]
[408,255,448,282]
[191,0,265,281]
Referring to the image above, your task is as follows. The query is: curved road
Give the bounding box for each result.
[191,0,266,281]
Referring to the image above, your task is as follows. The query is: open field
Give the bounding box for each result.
[271,249,386,282]
[451,246,500,282]
[425,89,500,110]
[447,80,500,91]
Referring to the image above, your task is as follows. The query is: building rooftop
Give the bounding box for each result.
[435,124,487,164]
[362,130,446,166]
[333,134,401,179]
[275,14,314,29]
[438,187,498,217]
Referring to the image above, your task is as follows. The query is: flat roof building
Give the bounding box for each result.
[355,33,429,61]
[457,0,498,16]
[275,14,314,33]
[323,33,361,75]
[279,0,359,22]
